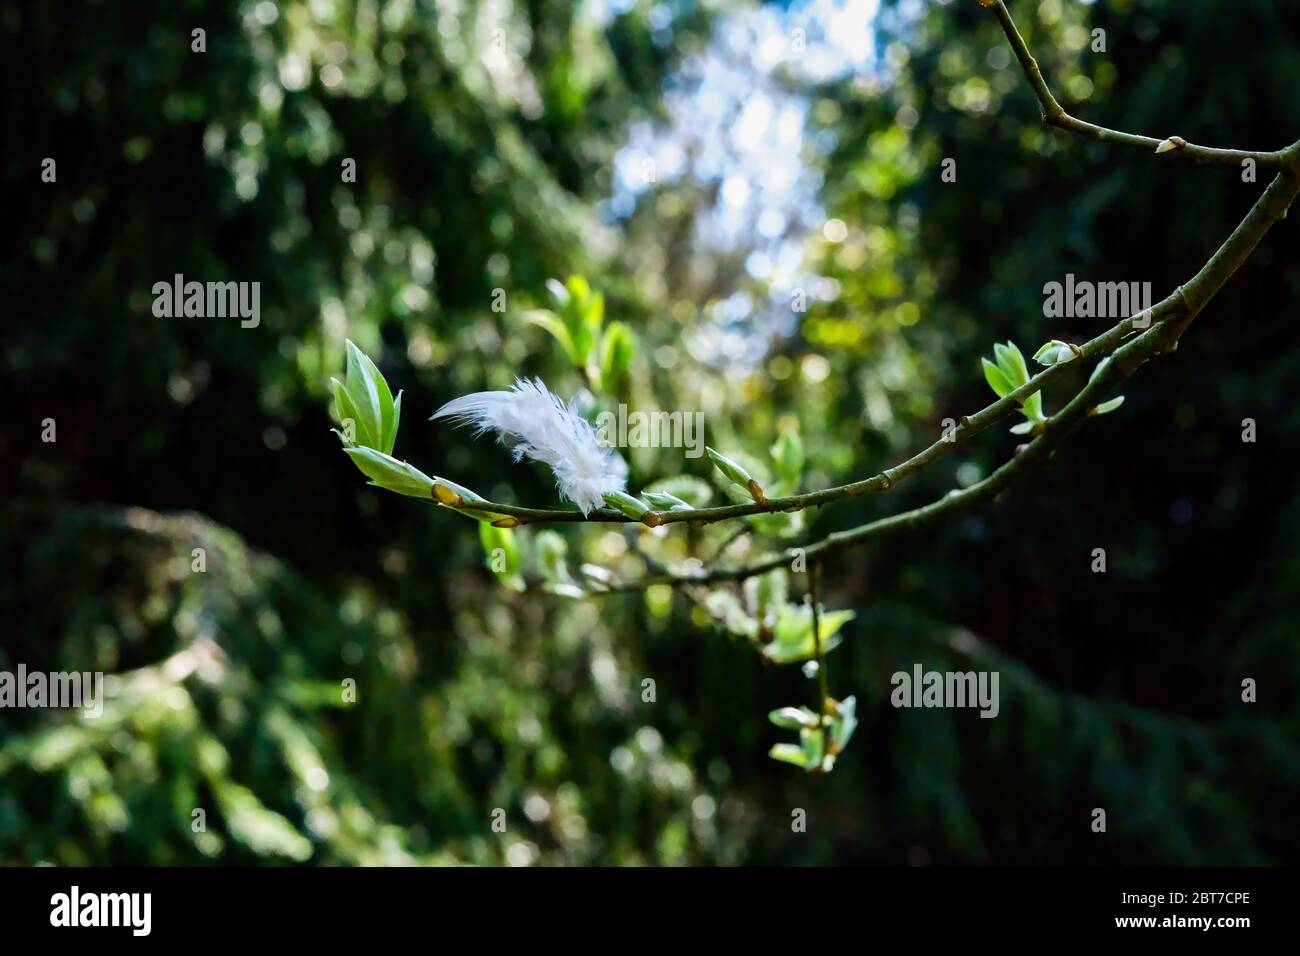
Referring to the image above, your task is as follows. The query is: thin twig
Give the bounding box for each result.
[704,523,753,565]
[808,561,830,712]
[986,0,1297,171]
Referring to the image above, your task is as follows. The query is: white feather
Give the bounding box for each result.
[430,378,627,515]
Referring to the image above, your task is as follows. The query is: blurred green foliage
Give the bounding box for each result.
[3,0,1299,864]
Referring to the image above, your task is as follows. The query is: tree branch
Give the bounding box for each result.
[448,0,1299,599]
[447,312,1154,528]
[605,161,1299,592]
[986,0,1298,171]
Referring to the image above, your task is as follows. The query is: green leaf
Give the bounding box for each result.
[479,522,523,591]
[761,604,854,664]
[771,429,804,488]
[344,447,434,498]
[768,706,820,730]
[384,390,403,455]
[599,321,635,394]
[1021,389,1045,422]
[706,447,754,486]
[996,340,1030,386]
[534,530,570,582]
[329,377,366,446]
[981,358,1014,399]
[1094,396,1125,415]
[602,490,649,519]
[370,364,397,454]
[523,309,581,366]
[559,276,601,368]
[564,274,591,307]
[800,726,825,770]
[828,696,858,755]
[992,343,1016,382]
[344,340,390,452]
[768,743,810,768]
[581,288,605,340]
[643,476,713,508]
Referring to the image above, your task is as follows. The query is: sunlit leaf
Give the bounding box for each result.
[800,726,825,769]
[523,309,582,366]
[769,706,820,730]
[828,696,858,755]
[761,604,853,664]
[479,522,524,591]
[1094,395,1125,415]
[981,357,1014,399]
[600,321,635,395]
[344,447,434,498]
[768,743,810,768]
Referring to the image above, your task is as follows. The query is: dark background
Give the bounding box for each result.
[2,0,1298,865]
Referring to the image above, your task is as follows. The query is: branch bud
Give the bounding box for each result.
[602,490,650,520]
[1032,339,1077,366]
[706,446,754,486]
[642,491,693,512]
